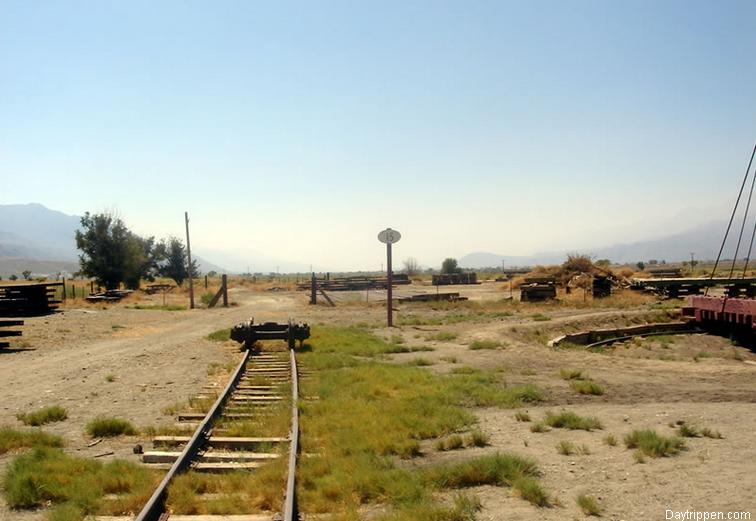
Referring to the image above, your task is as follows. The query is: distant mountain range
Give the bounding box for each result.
[459,220,729,268]
[0,202,738,276]
[0,203,227,278]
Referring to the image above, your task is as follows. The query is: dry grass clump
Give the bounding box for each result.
[469,339,501,350]
[576,494,602,516]
[86,417,138,437]
[426,453,548,506]
[544,411,602,431]
[515,411,531,422]
[4,447,159,518]
[570,380,605,395]
[556,441,590,456]
[676,422,723,439]
[16,405,68,426]
[559,368,585,380]
[624,429,685,458]
[0,427,64,455]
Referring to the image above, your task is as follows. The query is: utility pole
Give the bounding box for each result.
[185,212,195,309]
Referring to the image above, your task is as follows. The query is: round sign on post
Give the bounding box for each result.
[378,228,401,327]
[378,228,401,244]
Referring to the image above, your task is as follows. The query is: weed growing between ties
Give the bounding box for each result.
[16,406,68,426]
[297,326,549,516]
[166,459,289,514]
[4,447,160,518]
[0,427,63,455]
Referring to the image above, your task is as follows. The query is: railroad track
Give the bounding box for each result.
[133,345,301,521]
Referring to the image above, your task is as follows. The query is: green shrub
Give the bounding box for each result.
[17,406,68,427]
[86,417,138,437]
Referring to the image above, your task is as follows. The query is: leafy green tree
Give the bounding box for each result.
[636,261,646,271]
[75,212,158,289]
[21,270,31,280]
[156,237,199,286]
[441,258,461,274]
[9,274,18,281]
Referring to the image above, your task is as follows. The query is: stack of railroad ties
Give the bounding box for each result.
[135,318,309,521]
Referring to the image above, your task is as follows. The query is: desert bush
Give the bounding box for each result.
[86,417,138,437]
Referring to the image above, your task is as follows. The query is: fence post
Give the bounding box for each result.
[222,274,228,307]
[310,273,317,305]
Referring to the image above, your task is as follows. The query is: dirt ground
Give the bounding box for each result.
[1,282,754,520]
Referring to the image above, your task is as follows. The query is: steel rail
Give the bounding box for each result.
[135,348,252,521]
[282,347,299,521]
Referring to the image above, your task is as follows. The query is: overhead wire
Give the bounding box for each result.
[705,142,756,295]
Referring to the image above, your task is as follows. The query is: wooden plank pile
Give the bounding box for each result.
[398,292,468,303]
[0,320,23,348]
[0,282,63,315]
[86,289,133,302]
[297,274,411,292]
[592,275,612,298]
[432,273,478,286]
[520,277,557,302]
[647,267,683,278]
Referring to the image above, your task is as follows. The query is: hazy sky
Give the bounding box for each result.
[1,1,755,271]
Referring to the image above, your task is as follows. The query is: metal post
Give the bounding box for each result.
[387,242,393,327]
[185,212,195,309]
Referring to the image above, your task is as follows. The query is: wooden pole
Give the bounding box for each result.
[185,212,195,309]
[222,274,228,307]
[387,242,393,327]
[310,273,317,305]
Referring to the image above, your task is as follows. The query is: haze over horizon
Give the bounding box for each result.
[2,1,755,271]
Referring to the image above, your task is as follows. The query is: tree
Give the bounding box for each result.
[403,257,420,276]
[441,258,461,274]
[156,237,199,286]
[595,259,611,268]
[21,270,31,280]
[636,261,646,271]
[9,274,18,281]
[75,212,158,290]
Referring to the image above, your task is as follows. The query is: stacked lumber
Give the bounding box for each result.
[296,274,411,292]
[0,283,62,315]
[431,273,478,286]
[0,319,23,348]
[520,277,556,302]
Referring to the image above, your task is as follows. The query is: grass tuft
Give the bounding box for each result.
[0,427,64,455]
[624,429,685,458]
[4,447,159,515]
[17,406,68,427]
[559,368,585,380]
[207,328,231,342]
[570,380,605,396]
[469,339,501,350]
[515,411,531,422]
[86,417,138,437]
[603,434,617,446]
[576,494,602,516]
[466,430,490,447]
[544,410,603,431]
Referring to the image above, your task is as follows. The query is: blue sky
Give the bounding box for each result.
[1,1,755,271]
